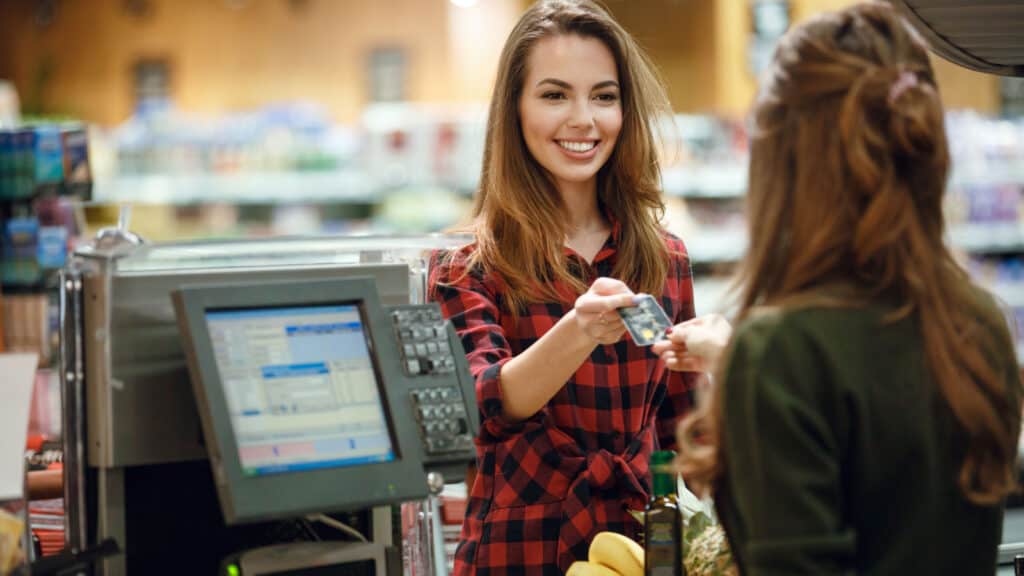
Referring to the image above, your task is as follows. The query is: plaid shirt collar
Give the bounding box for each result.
[562,210,622,267]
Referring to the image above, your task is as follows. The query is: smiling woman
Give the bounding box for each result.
[428,0,701,575]
[518,34,623,211]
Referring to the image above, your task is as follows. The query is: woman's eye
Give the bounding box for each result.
[594,93,619,103]
[542,91,566,100]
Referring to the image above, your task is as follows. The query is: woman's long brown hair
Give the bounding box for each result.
[449,0,673,314]
[678,1,1020,505]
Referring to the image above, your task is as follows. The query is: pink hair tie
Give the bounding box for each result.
[888,70,918,104]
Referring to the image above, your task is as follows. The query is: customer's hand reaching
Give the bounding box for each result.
[652,313,732,372]
[574,277,637,345]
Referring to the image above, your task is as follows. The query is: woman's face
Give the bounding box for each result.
[518,33,623,194]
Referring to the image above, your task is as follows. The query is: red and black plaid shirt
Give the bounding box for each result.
[429,227,698,576]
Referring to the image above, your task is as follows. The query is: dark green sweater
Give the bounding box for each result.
[715,290,1021,575]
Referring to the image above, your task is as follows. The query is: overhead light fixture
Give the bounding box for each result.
[450,0,478,7]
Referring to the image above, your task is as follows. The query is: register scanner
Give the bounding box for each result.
[172,276,479,575]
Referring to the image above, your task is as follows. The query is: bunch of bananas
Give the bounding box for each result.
[566,532,644,576]
[0,508,25,574]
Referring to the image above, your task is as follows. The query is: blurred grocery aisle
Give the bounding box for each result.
[1,0,1022,359]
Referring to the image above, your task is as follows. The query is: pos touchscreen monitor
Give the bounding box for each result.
[173,277,429,524]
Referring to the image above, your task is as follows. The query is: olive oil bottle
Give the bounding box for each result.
[644,450,684,576]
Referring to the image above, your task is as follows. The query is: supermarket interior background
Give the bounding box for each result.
[1,0,1024,571]
[3,0,1021,314]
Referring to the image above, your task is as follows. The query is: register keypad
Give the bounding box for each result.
[392,306,457,377]
[410,386,473,455]
[391,304,475,456]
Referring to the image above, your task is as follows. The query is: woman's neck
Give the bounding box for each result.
[559,179,604,234]
[559,179,609,264]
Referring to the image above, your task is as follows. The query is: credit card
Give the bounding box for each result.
[617,294,672,346]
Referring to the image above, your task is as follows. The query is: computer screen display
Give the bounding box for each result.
[204,304,395,477]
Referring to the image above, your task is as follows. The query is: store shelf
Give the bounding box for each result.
[694,277,1024,365]
[693,276,735,316]
[91,171,381,205]
[950,167,1024,189]
[89,166,1024,207]
[662,165,746,199]
[688,229,747,264]
[948,223,1024,253]
[985,283,1024,308]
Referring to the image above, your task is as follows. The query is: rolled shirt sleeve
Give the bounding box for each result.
[429,250,534,441]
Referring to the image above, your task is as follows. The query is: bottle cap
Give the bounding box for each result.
[649,451,677,497]
[650,450,676,466]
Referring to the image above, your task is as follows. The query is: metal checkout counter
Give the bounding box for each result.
[56,223,479,575]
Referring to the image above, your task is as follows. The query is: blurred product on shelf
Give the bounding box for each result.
[440,483,468,574]
[967,255,1024,287]
[965,254,1024,363]
[0,124,92,201]
[89,101,490,211]
[1,293,50,366]
[658,115,749,270]
[1,196,80,290]
[401,500,431,576]
[27,370,62,441]
[29,127,65,198]
[0,118,90,347]
[946,183,1019,224]
[112,101,353,175]
[936,113,1024,362]
[90,101,368,205]
[946,111,1024,188]
[943,119,1024,259]
[61,129,92,199]
[362,102,486,194]
[0,81,18,127]
[1,214,40,286]
[28,498,64,557]
[660,114,749,198]
[375,187,472,233]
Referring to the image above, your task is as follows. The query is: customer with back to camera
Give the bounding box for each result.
[654,2,1022,574]
[428,0,704,573]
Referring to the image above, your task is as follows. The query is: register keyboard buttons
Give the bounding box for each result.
[392,305,455,378]
[409,384,475,456]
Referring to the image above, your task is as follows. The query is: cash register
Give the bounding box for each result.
[172,276,479,575]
